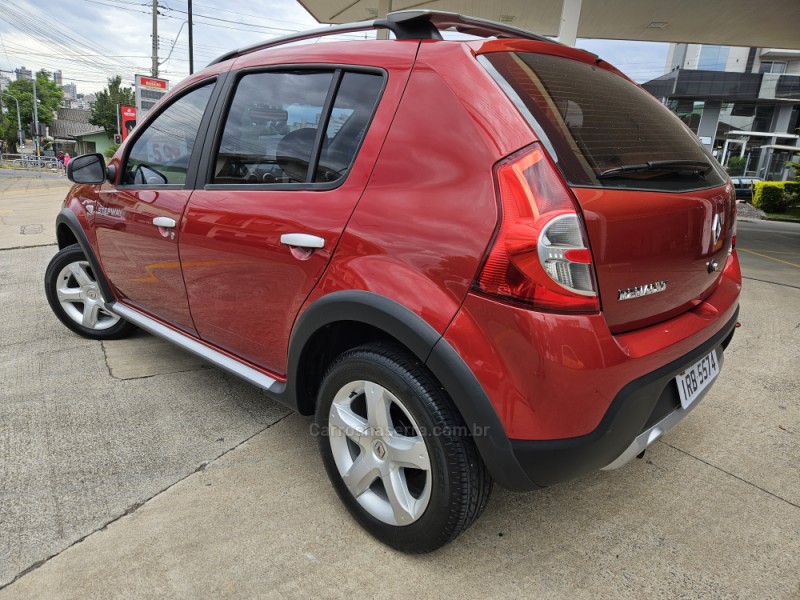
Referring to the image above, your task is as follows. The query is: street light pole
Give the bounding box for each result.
[0,92,23,150]
[32,75,40,158]
[188,0,194,74]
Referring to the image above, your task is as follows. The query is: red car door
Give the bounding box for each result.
[180,61,409,376]
[95,82,217,333]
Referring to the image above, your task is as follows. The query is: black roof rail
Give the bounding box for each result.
[208,10,558,66]
[406,11,558,44]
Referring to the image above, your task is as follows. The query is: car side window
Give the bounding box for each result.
[123,83,214,186]
[316,72,383,183]
[213,70,383,186]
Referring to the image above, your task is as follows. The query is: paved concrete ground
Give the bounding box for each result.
[0,172,70,250]
[0,179,798,598]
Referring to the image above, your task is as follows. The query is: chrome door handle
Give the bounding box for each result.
[152,217,176,228]
[280,233,325,249]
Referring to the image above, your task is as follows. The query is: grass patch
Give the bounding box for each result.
[766,206,800,223]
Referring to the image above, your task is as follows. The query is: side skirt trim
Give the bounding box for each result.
[109,302,284,394]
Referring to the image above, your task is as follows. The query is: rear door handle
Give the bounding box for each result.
[280,233,325,249]
[152,217,177,228]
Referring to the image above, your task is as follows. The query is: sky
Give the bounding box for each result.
[0,0,670,96]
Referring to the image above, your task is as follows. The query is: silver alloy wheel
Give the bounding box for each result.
[55,260,120,330]
[328,380,432,526]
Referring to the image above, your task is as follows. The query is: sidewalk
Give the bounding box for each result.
[0,173,71,250]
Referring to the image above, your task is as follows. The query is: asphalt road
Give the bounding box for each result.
[736,219,800,288]
[0,182,798,598]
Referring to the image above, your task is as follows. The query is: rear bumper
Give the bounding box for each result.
[440,252,741,491]
[509,307,737,486]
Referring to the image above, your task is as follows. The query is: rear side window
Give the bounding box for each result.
[317,72,383,183]
[213,70,383,186]
[481,52,726,192]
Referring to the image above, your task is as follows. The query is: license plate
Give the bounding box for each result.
[676,349,719,410]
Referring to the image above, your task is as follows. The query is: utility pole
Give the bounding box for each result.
[188,0,194,74]
[116,103,121,139]
[32,75,40,158]
[151,0,159,77]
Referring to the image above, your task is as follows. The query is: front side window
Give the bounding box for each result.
[123,83,213,185]
[213,70,383,186]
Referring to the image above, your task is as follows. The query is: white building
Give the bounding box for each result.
[645,45,800,180]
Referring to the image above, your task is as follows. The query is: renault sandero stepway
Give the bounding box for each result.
[45,11,741,552]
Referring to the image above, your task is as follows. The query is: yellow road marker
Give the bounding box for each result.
[739,248,800,268]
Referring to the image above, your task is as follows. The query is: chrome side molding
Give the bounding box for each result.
[109,303,284,394]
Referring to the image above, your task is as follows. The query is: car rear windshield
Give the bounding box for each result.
[480,52,726,192]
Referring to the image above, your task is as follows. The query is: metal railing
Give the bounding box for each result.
[0,153,65,175]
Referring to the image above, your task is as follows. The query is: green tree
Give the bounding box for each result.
[787,152,799,182]
[90,76,135,139]
[0,113,20,153]
[5,70,63,130]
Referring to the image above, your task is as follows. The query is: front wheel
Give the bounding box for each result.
[44,244,135,340]
[316,344,492,553]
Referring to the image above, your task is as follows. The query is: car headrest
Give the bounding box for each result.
[276,128,319,183]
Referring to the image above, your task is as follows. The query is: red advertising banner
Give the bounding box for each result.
[138,77,168,90]
[120,106,137,142]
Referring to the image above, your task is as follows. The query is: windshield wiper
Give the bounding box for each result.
[597,160,712,179]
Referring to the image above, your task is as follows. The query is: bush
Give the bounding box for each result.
[103,143,120,158]
[753,182,790,213]
[726,156,746,176]
[783,181,800,204]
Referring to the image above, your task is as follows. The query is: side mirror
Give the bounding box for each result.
[67,153,106,184]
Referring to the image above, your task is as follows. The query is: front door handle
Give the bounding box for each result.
[152,217,176,228]
[280,233,325,249]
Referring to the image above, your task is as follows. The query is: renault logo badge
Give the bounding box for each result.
[712,213,723,246]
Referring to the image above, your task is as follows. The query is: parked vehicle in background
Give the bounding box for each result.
[44,11,741,553]
[730,176,764,202]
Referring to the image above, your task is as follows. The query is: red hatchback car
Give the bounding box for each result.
[45,12,741,552]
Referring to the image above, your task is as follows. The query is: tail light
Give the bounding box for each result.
[476,144,599,313]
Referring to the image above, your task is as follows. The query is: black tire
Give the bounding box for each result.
[44,244,135,340]
[315,343,492,553]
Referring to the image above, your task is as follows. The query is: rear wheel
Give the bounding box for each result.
[44,244,135,340]
[316,343,492,553]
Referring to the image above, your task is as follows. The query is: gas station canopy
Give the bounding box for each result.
[298,0,800,49]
